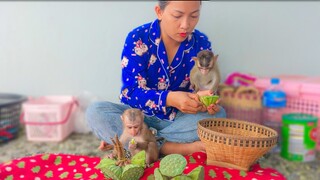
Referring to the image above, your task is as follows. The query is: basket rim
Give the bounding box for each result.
[197,118,278,141]
[0,93,27,108]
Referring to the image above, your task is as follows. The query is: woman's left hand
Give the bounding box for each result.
[207,99,221,115]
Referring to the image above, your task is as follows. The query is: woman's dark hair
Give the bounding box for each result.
[158,1,202,10]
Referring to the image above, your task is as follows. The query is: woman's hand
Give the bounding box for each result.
[207,99,221,115]
[196,89,221,115]
[166,91,206,114]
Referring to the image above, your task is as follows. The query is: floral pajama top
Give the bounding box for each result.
[120,19,212,121]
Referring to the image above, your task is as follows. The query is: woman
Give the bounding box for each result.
[86,1,226,156]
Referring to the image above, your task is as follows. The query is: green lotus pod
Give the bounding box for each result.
[199,95,219,107]
[159,154,187,177]
[171,175,192,180]
[95,158,116,169]
[121,164,144,180]
[100,164,122,180]
[187,166,204,180]
[131,150,146,168]
[154,168,169,180]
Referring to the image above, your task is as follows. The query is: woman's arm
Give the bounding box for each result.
[120,29,170,115]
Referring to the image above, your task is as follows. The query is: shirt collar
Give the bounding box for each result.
[149,19,195,52]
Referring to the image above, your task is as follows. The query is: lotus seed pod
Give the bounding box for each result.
[170,175,192,180]
[131,150,146,168]
[154,168,162,180]
[95,158,116,169]
[200,95,219,107]
[121,164,144,180]
[187,166,204,180]
[100,164,122,180]
[159,154,187,177]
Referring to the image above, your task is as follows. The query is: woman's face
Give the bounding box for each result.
[155,1,201,44]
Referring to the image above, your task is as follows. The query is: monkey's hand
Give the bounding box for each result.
[128,138,137,150]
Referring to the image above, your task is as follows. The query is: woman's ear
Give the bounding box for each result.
[154,5,163,21]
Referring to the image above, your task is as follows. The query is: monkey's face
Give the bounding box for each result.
[198,67,211,75]
[124,119,142,136]
[197,56,214,75]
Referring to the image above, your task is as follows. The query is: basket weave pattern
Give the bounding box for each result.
[219,85,263,124]
[198,118,278,171]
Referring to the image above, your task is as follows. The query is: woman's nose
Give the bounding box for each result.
[180,17,190,30]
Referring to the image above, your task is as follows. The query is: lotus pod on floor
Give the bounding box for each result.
[100,164,122,180]
[159,154,187,177]
[187,166,204,180]
[154,168,169,180]
[121,164,144,180]
[95,158,122,180]
[131,150,146,168]
[171,175,192,180]
[95,158,116,169]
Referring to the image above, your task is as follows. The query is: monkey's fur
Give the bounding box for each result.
[119,108,159,165]
[190,50,221,93]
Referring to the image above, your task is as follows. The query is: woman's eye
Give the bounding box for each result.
[191,15,199,19]
[173,15,181,19]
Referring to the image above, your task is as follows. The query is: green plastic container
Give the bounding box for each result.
[281,113,318,162]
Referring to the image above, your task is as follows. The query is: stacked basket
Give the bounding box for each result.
[0,93,26,143]
[198,118,278,171]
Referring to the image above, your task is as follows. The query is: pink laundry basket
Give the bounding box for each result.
[20,96,77,142]
[254,75,320,150]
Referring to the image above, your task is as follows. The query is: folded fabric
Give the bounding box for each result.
[0,152,285,180]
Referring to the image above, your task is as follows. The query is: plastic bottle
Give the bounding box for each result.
[262,78,287,153]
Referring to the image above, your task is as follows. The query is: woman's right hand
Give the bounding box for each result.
[166,91,206,114]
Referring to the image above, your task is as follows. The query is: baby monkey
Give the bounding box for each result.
[118,108,159,165]
[190,50,221,93]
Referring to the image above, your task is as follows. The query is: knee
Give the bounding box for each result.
[85,102,99,124]
[217,106,226,118]
[85,101,111,124]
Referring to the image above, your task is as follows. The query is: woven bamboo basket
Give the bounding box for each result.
[219,85,263,124]
[198,118,278,171]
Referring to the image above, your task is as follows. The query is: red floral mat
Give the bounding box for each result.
[0,152,286,180]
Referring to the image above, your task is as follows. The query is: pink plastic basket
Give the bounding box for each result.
[20,96,77,142]
[254,75,320,150]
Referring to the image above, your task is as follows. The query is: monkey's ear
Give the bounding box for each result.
[140,111,145,119]
[213,54,219,63]
[120,115,124,121]
[192,57,198,61]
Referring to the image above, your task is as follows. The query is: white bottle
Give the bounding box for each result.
[262,78,287,153]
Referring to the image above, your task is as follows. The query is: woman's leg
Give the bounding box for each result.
[159,106,226,155]
[85,101,131,144]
